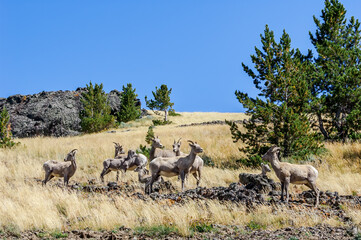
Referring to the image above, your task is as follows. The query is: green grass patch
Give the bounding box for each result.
[134,225,179,237]
[190,219,216,233]
[50,231,68,238]
[246,220,266,230]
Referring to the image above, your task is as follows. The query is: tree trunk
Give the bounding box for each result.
[164,110,168,122]
[317,112,329,139]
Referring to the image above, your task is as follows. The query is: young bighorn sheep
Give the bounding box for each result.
[262,146,319,207]
[149,136,177,161]
[113,142,125,159]
[261,163,271,177]
[146,140,203,194]
[101,149,148,182]
[100,143,126,183]
[173,138,204,186]
[120,150,148,172]
[42,149,78,186]
[135,165,151,183]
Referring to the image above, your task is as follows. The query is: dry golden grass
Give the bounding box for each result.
[0,112,360,235]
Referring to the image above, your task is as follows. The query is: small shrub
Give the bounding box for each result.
[169,109,181,116]
[246,220,265,230]
[201,155,215,167]
[51,231,68,238]
[134,225,178,237]
[137,144,151,159]
[238,155,263,168]
[189,219,215,233]
[152,119,172,126]
[0,106,18,148]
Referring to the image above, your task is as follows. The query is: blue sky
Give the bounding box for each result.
[1,1,361,112]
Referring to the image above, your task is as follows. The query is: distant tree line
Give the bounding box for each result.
[79,82,175,133]
[227,0,361,166]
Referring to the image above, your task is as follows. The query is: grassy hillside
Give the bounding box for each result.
[0,112,361,236]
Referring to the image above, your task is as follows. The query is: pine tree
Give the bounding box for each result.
[80,81,115,133]
[227,25,322,166]
[310,0,361,141]
[145,84,174,123]
[117,83,141,123]
[0,106,17,148]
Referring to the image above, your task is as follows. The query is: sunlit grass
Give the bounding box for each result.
[0,112,361,235]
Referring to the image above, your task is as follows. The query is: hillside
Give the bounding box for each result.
[0,89,139,138]
[0,112,361,239]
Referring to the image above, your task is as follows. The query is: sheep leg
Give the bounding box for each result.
[116,171,119,182]
[280,182,285,201]
[100,168,110,183]
[42,171,53,186]
[284,178,290,203]
[192,172,199,186]
[64,174,69,187]
[306,181,319,207]
[180,171,186,192]
[197,168,202,186]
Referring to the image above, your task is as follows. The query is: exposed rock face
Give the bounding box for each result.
[0,89,132,138]
[238,172,281,193]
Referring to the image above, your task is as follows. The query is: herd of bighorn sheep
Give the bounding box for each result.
[42,140,319,206]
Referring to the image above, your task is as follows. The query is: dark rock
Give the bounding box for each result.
[0,89,141,138]
[239,173,280,193]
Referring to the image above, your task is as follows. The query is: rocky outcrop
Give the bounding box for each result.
[238,172,281,193]
[0,89,136,138]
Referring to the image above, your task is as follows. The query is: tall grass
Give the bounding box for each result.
[0,112,360,235]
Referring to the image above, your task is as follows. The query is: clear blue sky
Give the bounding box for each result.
[1,1,361,112]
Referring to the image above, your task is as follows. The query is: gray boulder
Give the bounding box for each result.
[0,89,138,138]
[239,172,281,194]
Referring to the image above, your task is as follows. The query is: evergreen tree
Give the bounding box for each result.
[0,106,17,148]
[137,126,155,159]
[145,126,155,145]
[80,81,115,133]
[227,25,322,166]
[310,0,361,141]
[145,84,174,122]
[117,83,141,123]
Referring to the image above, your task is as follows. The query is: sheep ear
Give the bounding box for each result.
[174,139,176,144]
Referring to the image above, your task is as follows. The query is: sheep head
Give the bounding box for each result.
[261,163,271,173]
[151,136,163,149]
[113,142,125,156]
[173,138,182,153]
[188,140,203,154]
[64,149,78,162]
[262,146,280,162]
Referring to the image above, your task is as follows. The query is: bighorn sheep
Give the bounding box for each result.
[134,165,151,184]
[113,142,125,158]
[173,138,204,186]
[146,140,203,193]
[100,143,126,183]
[42,149,78,186]
[149,136,177,161]
[120,150,148,172]
[101,149,148,183]
[262,146,319,207]
[261,163,271,177]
